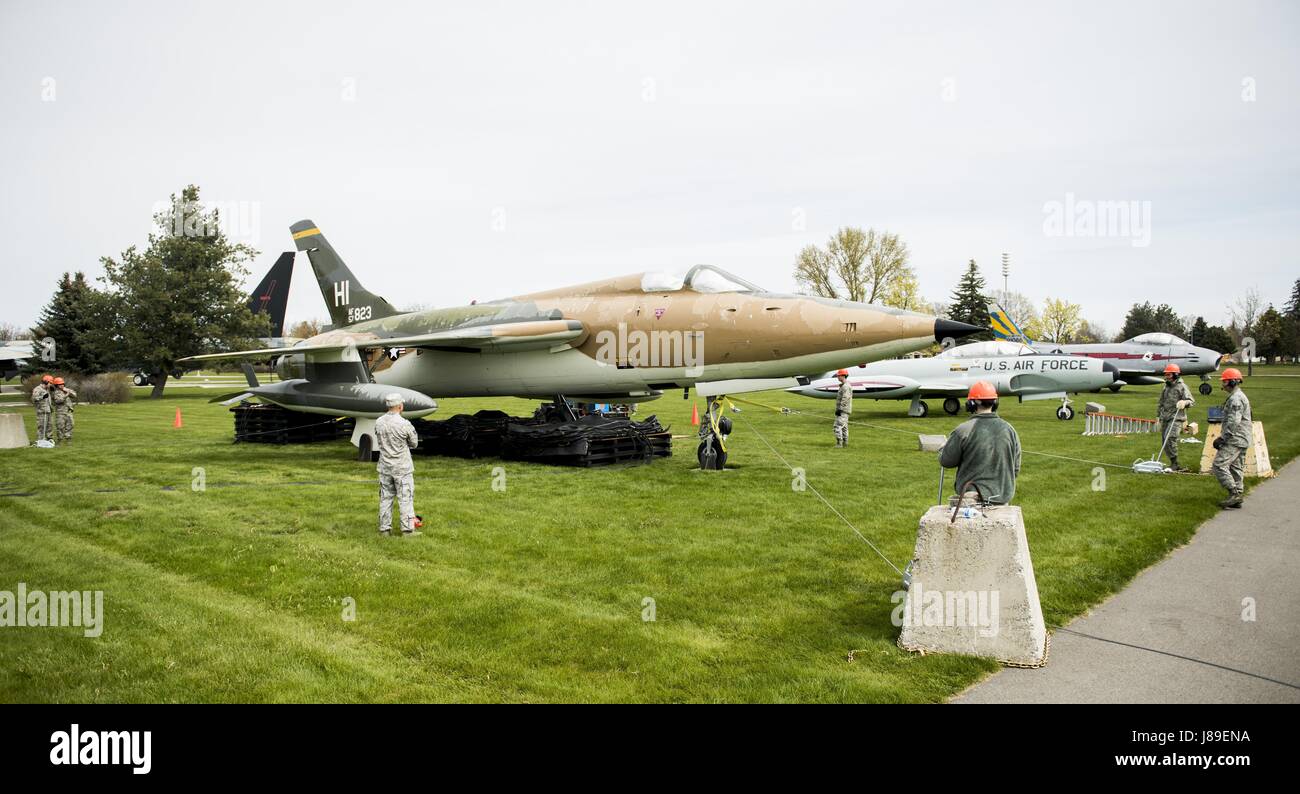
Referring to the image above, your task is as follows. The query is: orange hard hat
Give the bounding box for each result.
[836,369,849,377]
[1163,363,1180,374]
[967,381,997,400]
[1220,368,1243,382]
[52,377,65,385]
[41,374,53,383]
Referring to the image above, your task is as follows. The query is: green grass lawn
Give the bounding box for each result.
[1,369,1297,702]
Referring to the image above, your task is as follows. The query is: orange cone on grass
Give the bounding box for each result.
[174,407,183,428]
[691,403,699,426]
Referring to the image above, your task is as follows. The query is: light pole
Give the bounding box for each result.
[1001,253,1009,304]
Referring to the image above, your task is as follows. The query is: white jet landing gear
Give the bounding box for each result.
[697,395,731,470]
[1198,377,1213,396]
[908,397,929,418]
[942,397,961,415]
[1056,397,1075,421]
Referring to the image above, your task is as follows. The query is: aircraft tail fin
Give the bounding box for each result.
[290,219,400,328]
[988,302,1032,344]
[246,251,295,337]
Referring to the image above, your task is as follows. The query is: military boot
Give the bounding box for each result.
[1218,491,1243,509]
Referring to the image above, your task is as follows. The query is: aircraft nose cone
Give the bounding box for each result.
[933,318,983,344]
[1102,361,1120,381]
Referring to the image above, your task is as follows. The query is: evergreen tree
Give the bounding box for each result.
[1201,325,1235,357]
[1190,316,1208,346]
[947,260,991,340]
[27,271,109,374]
[98,185,269,397]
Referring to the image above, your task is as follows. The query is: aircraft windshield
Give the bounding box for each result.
[640,265,763,294]
[1129,332,1186,346]
[937,341,1037,359]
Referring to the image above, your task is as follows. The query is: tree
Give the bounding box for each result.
[1190,316,1209,346]
[286,319,322,340]
[98,185,269,397]
[1282,279,1300,361]
[1072,319,1108,344]
[1284,278,1300,319]
[0,322,30,342]
[1230,288,1264,374]
[1118,302,1184,340]
[28,272,111,374]
[947,260,991,340]
[794,227,913,305]
[1201,325,1235,358]
[1251,306,1285,364]
[880,270,927,311]
[1038,297,1083,343]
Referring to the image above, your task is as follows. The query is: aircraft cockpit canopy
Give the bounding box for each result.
[640,265,764,295]
[1128,332,1187,346]
[937,340,1038,359]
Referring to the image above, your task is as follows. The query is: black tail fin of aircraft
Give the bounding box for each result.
[246,251,295,337]
[290,219,400,328]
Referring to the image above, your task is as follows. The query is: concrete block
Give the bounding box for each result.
[898,504,1047,666]
[1199,421,1273,478]
[1085,402,1105,414]
[0,413,29,449]
[917,434,946,452]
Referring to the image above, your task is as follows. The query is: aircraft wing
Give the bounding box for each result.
[178,319,588,363]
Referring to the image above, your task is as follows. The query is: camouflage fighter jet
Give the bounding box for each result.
[180,220,981,465]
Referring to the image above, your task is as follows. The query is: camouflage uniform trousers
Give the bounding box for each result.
[1212,442,1247,496]
[1159,418,1185,467]
[834,414,849,445]
[378,471,415,534]
[55,408,74,441]
[36,409,53,442]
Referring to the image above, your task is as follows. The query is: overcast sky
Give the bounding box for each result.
[2,0,1297,336]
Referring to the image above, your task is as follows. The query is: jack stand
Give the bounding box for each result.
[554,395,578,422]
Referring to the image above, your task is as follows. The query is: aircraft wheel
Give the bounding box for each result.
[913,401,929,418]
[1057,405,1075,421]
[942,397,960,415]
[1199,382,1213,395]
[132,373,148,386]
[697,441,727,470]
[1108,383,1123,393]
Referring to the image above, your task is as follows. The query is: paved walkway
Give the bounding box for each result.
[955,461,1300,703]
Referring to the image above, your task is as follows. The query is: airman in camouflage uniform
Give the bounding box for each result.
[939,381,1021,505]
[50,378,76,442]
[31,374,53,442]
[1211,368,1252,509]
[1156,363,1194,472]
[833,369,852,447]
[375,393,420,536]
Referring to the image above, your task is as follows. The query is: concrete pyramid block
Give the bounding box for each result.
[0,413,29,449]
[1199,421,1272,478]
[898,504,1048,666]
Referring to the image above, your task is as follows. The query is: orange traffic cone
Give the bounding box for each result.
[690,403,699,426]
[173,407,183,428]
